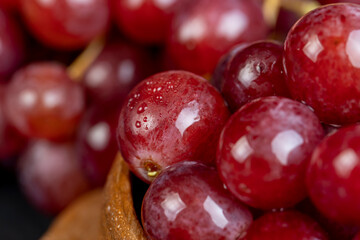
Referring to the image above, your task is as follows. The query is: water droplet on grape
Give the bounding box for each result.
[127,98,135,110]
[155,95,164,103]
[137,103,148,114]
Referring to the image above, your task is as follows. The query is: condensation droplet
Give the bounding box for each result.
[155,95,164,103]
[127,98,135,110]
[135,121,141,128]
[137,103,148,114]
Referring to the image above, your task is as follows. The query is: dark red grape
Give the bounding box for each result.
[211,43,249,90]
[167,0,268,75]
[82,42,156,104]
[216,40,289,112]
[18,140,90,215]
[354,232,360,240]
[4,62,85,140]
[297,198,359,240]
[242,211,328,240]
[20,0,110,49]
[112,0,188,44]
[117,70,229,182]
[307,124,360,225]
[77,104,121,187]
[217,96,324,209]
[142,161,252,240]
[0,9,24,80]
[0,85,27,160]
[0,0,19,10]
[283,4,360,125]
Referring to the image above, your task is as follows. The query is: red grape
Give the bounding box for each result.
[216,40,289,112]
[354,232,360,240]
[242,211,328,240]
[82,42,156,104]
[117,70,229,182]
[77,104,121,187]
[4,62,85,140]
[0,85,27,160]
[112,0,188,44]
[142,161,252,240]
[20,0,110,49]
[0,9,24,80]
[297,198,359,240]
[211,43,249,91]
[283,4,360,125]
[0,0,19,10]
[307,124,360,225]
[167,0,268,75]
[18,140,90,215]
[217,96,324,209]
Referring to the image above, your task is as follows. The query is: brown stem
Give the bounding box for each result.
[263,0,320,28]
[280,0,320,17]
[263,0,282,28]
[67,36,105,82]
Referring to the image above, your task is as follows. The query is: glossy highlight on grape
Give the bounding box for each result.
[4,62,85,140]
[284,4,360,125]
[307,124,360,225]
[167,0,268,75]
[20,0,110,49]
[142,161,253,240]
[217,96,324,209]
[77,104,121,187]
[18,140,90,215]
[214,40,289,112]
[117,70,229,183]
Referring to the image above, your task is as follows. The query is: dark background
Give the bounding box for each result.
[0,166,52,240]
[0,167,149,240]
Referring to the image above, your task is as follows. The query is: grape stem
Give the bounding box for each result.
[263,0,281,27]
[67,36,105,81]
[263,0,320,27]
[281,0,320,16]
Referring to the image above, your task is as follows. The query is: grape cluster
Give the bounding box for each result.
[117,2,360,240]
[2,0,360,240]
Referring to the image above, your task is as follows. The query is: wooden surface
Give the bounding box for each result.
[101,153,147,240]
[41,189,103,240]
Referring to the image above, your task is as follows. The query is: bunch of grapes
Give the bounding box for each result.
[2,0,360,240]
